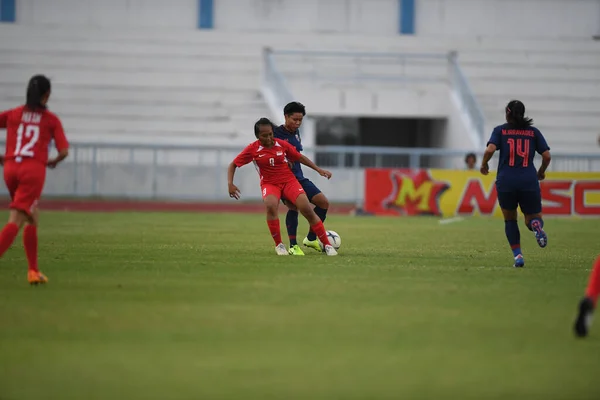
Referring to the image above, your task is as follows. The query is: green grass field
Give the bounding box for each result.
[0,211,599,400]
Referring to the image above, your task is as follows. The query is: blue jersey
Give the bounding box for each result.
[487,123,550,189]
[273,124,304,179]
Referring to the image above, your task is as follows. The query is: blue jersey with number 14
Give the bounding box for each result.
[487,123,550,189]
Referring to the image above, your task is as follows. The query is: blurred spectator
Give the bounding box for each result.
[465,152,477,170]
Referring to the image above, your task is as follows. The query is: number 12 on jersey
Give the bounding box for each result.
[15,123,40,158]
[507,138,530,167]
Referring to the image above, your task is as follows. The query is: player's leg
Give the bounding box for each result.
[0,166,25,259]
[520,187,547,248]
[574,255,600,337]
[300,180,329,252]
[497,189,524,267]
[281,198,303,255]
[262,184,287,255]
[285,182,336,256]
[14,169,46,284]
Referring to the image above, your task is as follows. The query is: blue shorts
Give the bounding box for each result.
[496,182,542,215]
[282,178,322,203]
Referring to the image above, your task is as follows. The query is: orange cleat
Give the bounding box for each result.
[28,270,48,285]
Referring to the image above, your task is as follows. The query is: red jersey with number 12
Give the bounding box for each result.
[0,105,69,165]
[233,139,302,185]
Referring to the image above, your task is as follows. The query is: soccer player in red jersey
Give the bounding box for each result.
[574,255,600,337]
[0,75,69,284]
[227,118,338,256]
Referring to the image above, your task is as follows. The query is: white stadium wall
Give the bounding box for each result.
[15,0,198,29]
[214,0,398,35]
[417,0,600,39]
[11,0,600,38]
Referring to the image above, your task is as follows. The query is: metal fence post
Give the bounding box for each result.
[72,146,78,196]
[409,152,420,169]
[215,148,222,200]
[353,148,360,206]
[152,148,158,199]
[91,146,98,195]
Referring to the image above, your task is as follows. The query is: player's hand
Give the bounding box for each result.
[537,170,546,181]
[228,183,241,200]
[318,169,332,179]
[47,159,59,169]
[480,163,489,175]
[287,161,294,170]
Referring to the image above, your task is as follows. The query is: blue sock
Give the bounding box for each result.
[306,206,328,241]
[286,210,299,246]
[527,217,544,232]
[505,220,521,257]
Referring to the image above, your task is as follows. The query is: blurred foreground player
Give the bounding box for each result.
[573,255,600,337]
[0,75,69,284]
[480,100,551,268]
[274,102,330,255]
[227,118,337,256]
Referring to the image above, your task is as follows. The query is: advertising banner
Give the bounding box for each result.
[364,169,600,217]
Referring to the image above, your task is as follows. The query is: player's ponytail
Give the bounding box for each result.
[26,75,51,111]
[505,100,533,128]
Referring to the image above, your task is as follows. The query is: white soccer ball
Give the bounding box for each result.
[319,230,341,250]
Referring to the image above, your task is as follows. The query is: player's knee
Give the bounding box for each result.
[8,209,29,227]
[317,196,329,210]
[297,202,316,220]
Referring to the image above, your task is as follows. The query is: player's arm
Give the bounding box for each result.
[227,162,241,199]
[0,110,9,129]
[535,129,551,180]
[537,150,551,181]
[480,143,496,175]
[480,128,500,175]
[298,154,332,179]
[0,110,9,166]
[48,117,69,169]
[228,145,254,199]
[281,140,332,179]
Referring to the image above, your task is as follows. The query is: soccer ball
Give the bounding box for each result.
[319,230,341,251]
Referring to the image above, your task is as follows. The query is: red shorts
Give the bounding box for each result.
[4,161,46,215]
[261,180,305,204]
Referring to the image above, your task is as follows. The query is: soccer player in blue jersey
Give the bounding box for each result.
[480,100,552,268]
[273,102,330,255]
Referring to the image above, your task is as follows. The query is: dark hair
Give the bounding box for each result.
[26,75,51,111]
[505,100,533,128]
[283,101,306,116]
[254,117,275,138]
[465,152,477,163]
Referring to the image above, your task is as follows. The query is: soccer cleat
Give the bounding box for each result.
[324,245,338,256]
[574,297,594,338]
[303,237,323,252]
[288,244,305,256]
[275,243,289,256]
[28,270,48,285]
[531,220,547,248]
[513,254,525,268]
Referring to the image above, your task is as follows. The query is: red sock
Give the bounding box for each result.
[310,221,330,246]
[0,223,19,257]
[267,219,282,245]
[23,225,38,272]
[585,255,600,305]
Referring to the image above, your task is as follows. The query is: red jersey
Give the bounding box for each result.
[234,139,302,185]
[0,105,69,165]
